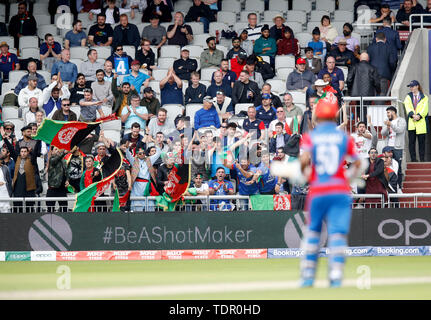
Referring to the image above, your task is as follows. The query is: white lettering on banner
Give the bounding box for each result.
[375,247,421,255]
[60,252,78,257]
[114,226,253,244]
[378,219,431,245]
[31,251,56,261]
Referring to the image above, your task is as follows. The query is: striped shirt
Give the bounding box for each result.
[245,24,262,41]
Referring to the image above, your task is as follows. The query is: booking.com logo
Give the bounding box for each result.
[55,5,73,30]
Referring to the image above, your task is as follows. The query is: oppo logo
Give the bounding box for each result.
[378,219,431,245]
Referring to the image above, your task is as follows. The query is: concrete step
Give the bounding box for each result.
[405,169,431,176]
[406,162,431,170]
[404,175,431,182]
[403,181,431,188]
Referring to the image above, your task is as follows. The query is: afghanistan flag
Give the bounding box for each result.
[250,194,292,211]
[113,189,130,212]
[34,115,118,151]
[156,150,191,211]
[73,147,123,212]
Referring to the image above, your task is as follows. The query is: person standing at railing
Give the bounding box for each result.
[46,147,69,213]
[404,80,429,162]
[360,148,389,207]
[208,167,234,211]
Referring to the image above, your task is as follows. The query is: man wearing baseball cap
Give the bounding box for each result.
[194,96,221,130]
[286,57,315,92]
[122,60,151,93]
[230,51,248,79]
[173,47,198,81]
[140,87,160,116]
[256,93,277,128]
[0,41,20,83]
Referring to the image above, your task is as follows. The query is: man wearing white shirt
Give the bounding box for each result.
[245,13,262,42]
[42,74,71,118]
[18,75,43,109]
[351,121,373,159]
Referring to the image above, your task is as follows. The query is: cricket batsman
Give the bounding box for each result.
[298,93,361,287]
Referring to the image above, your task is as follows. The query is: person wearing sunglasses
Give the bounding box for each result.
[107,45,133,70]
[52,98,78,121]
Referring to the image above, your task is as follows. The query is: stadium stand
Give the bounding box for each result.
[0,0,430,213]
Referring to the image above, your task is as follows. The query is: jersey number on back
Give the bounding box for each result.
[315,144,339,175]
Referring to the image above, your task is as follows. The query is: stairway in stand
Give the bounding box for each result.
[401,162,431,207]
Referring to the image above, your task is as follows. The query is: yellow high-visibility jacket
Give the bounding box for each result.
[404,92,429,134]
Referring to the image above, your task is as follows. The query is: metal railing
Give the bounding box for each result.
[1,193,430,212]
[408,14,431,32]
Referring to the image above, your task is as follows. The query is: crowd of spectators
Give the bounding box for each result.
[0,0,427,212]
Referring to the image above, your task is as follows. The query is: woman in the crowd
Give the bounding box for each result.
[276,26,300,57]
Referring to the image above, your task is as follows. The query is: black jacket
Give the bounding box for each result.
[255,57,275,81]
[346,60,381,97]
[135,48,156,69]
[367,41,396,80]
[142,2,172,22]
[185,83,207,104]
[232,80,260,106]
[156,163,173,195]
[8,13,37,37]
[328,47,357,68]
[112,23,141,49]
[366,157,388,190]
[173,58,198,81]
[184,3,215,23]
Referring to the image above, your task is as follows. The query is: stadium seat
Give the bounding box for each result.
[217,45,228,57]
[20,48,40,60]
[174,0,193,12]
[164,104,185,125]
[2,107,19,120]
[160,45,181,58]
[126,11,143,25]
[263,11,283,23]
[200,80,211,88]
[334,11,354,22]
[37,70,52,84]
[295,32,311,48]
[201,67,218,81]
[286,11,307,24]
[19,36,39,50]
[260,56,270,64]
[33,2,49,15]
[0,37,15,49]
[152,68,169,81]
[8,119,24,135]
[1,83,15,96]
[209,22,228,37]
[60,27,73,38]
[33,15,52,27]
[275,55,296,70]
[240,11,261,23]
[276,67,294,80]
[338,0,355,11]
[0,4,5,23]
[182,45,203,58]
[78,12,94,29]
[70,47,88,60]
[147,80,161,94]
[286,21,303,35]
[191,34,209,47]
[91,46,111,59]
[233,22,249,35]
[269,0,289,12]
[292,0,312,12]
[136,23,150,36]
[331,21,346,35]
[185,103,203,126]
[245,0,265,12]
[100,119,121,131]
[316,0,335,12]
[266,79,286,94]
[157,57,176,69]
[217,12,237,26]
[9,3,19,21]
[181,80,188,95]
[309,11,331,23]
[188,22,204,35]
[160,22,171,31]
[123,45,135,59]
[150,45,158,60]
[103,130,121,144]
[220,0,241,14]
[70,106,81,118]
[234,103,253,115]
[98,106,113,118]
[9,70,27,84]
[70,59,83,73]
[290,90,306,106]
[37,24,58,40]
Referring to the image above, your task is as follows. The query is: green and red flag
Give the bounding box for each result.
[113,189,130,212]
[34,114,118,151]
[156,150,191,211]
[73,147,123,212]
[250,194,292,211]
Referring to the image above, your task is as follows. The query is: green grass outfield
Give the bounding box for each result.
[0,256,430,299]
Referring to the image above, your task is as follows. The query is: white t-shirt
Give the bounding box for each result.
[195,183,209,194]
[386,117,399,147]
[351,131,372,159]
